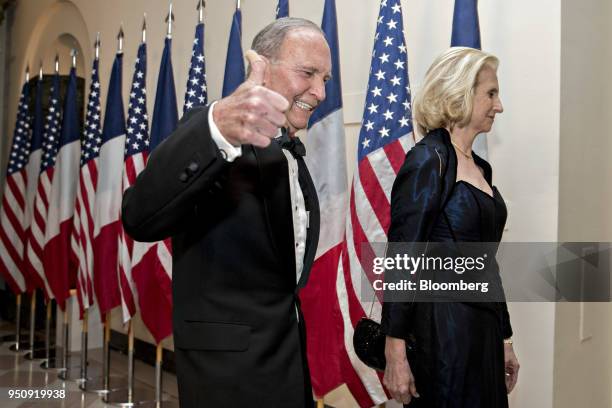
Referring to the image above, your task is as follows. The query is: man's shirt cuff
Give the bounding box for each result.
[208,101,242,162]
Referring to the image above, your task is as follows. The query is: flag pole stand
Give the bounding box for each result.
[316,399,325,408]
[24,290,47,360]
[40,300,60,369]
[104,320,156,406]
[79,314,126,394]
[7,294,29,351]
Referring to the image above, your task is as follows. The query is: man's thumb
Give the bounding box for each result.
[245,49,267,86]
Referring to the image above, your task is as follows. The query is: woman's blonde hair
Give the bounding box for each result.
[413,47,499,137]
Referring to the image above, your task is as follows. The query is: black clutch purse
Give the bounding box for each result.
[353,317,387,371]
[353,317,416,372]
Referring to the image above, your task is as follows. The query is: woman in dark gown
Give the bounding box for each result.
[380,47,520,407]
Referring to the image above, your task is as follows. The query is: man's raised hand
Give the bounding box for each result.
[213,50,289,148]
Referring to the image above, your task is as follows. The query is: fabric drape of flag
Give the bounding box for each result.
[130,35,176,343]
[451,0,481,49]
[335,1,415,406]
[72,56,102,317]
[44,67,81,311]
[183,22,208,113]
[118,41,149,323]
[221,7,244,97]
[0,80,31,294]
[26,73,61,301]
[276,0,289,19]
[299,0,348,397]
[451,0,487,158]
[22,77,46,293]
[93,52,125,317]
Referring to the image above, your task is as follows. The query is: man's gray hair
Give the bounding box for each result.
[251,17,324,60]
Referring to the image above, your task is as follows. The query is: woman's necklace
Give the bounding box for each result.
[451,141,473,160]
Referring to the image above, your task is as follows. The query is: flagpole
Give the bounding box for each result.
[57,52,78,381]
[24,291,37,357]
[101,314,111,399]
[76,35,99,385]
[77,309,88,383]
[155,342,165,405]
[40,300,59,369]
[6,68,31,353]
[8,294,23,351]
[57,295,70,380]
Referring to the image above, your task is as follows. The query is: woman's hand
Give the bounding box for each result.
[504,342,519,393]
[383,336,419,405]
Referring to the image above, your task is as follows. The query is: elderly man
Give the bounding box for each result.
[121,18,331,407]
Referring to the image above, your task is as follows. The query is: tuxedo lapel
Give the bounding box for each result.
[296,156,320,288]
[252,144,296,281]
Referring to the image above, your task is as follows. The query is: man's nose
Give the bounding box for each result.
[311,77,327,102]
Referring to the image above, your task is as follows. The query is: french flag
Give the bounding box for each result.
[299,0,349,397]
[43,66,81,310]
[93,51,125,317]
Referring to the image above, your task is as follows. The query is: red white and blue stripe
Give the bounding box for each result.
[119,41,149,323]
[26,73,61,301]
[72,56,102,317]
[0,80,32,294]
[44,67,81,311]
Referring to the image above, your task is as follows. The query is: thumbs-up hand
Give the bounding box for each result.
[213,50,289,148]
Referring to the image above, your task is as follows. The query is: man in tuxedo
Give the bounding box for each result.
[121,18,331,407]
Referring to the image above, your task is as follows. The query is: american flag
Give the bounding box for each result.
[183,22,207,113]
[23,76,47,293]
[0,80,31,294]
[337,1,414,405]
[26,73,61,301]
[276,0,289,18]
[130,35,176,343]
[72,56,102,317]
[118,41,149,323]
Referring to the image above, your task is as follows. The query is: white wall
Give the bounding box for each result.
[1,1,586,407]
[555,0,612,407]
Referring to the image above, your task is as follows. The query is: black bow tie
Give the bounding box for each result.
[276,129,306,157]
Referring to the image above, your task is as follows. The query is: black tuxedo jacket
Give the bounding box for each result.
[122,106,320,407]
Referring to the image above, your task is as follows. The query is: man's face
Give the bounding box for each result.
[264,29,332,135]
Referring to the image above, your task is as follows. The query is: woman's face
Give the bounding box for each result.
[468,65,503,134]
